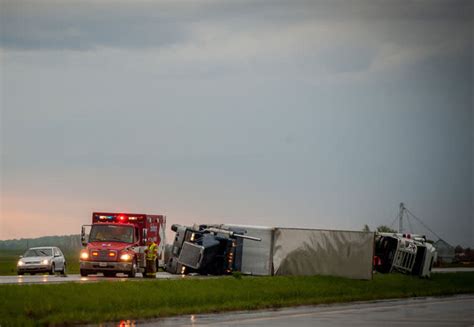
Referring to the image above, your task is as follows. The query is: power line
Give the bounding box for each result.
[398,202,405,233]
[406,211,415,233]
[405,208,443,241]
[388,213,399,229]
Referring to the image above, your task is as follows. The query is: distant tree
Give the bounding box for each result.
[463,248,474,262]
[454,245,464,254]
[362,224,371,232]
[0,235,81,253]
[376,225,397,233]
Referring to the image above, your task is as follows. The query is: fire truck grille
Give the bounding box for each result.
[94,250,117,262]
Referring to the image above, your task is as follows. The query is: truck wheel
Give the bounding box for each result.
[49,263,56,275]
[80,269,88,277]
[128,260,137,278]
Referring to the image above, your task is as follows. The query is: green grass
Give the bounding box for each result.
[0,272,473,326]
[0,250,80,275]
[0,250,23,275]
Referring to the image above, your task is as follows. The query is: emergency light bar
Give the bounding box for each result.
[94,213,146,223]
[99,215,114,220]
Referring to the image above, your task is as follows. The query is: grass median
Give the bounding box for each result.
[1,272,473,326]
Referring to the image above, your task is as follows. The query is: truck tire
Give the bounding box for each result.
[80,269,88,277]
[128,260,137,278]
[49,263,55,275]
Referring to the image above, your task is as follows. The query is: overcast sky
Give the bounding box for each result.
[1,0,472,246]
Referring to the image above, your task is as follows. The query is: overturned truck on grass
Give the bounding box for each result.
[165,224,437,279]
[374,233,436,278]
[165,224,261,275]
[165,224,375,280]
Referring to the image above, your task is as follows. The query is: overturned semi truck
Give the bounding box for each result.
[374,232,437,278]
[165,224,375,280]
[164,224,261,275]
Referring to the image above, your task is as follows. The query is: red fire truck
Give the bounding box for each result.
[80,212,166,277]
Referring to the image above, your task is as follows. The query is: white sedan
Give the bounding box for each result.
[17,247,67,275]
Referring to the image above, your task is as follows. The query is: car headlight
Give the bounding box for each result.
[120,253,132,261]
[17,260,24,266]
[80,251,89,260]
[42,259,50,265]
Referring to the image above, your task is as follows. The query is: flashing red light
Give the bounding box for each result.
[118,215,127,222]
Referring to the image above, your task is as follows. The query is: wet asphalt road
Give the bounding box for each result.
[137,295,474,327]
[432,267,474,273]
[0,272,191,284]
[0,267,472,285]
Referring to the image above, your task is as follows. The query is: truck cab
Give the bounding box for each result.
[374,232,437,278]
[80,212,166,277]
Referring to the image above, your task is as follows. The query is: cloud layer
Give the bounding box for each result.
[1,0,472,246]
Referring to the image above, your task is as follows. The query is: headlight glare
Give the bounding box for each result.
[120,253,132,261]
[17,260,24,266]
[41,259,49,265]
[80,251,89,260]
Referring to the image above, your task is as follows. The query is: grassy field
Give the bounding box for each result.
[0,250,23,275]
[0,250,80,275]
[0,272,473,326]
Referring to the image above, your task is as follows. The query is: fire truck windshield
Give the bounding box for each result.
[89,225,134,243]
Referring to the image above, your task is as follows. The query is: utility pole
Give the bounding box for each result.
[398,202,405,233]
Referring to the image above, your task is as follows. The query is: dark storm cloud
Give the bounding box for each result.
[0,1,191,50]
[0,0,471,51]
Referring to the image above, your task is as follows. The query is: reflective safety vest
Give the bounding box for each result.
[146,242,157,261]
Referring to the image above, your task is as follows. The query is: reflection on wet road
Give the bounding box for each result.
[0,272,188,284]
[2,268,472,285]
[138,295,474,327]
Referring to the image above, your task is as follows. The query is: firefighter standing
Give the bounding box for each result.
[145,239,157,278]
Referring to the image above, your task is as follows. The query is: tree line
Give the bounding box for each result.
[0,235,82,253]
